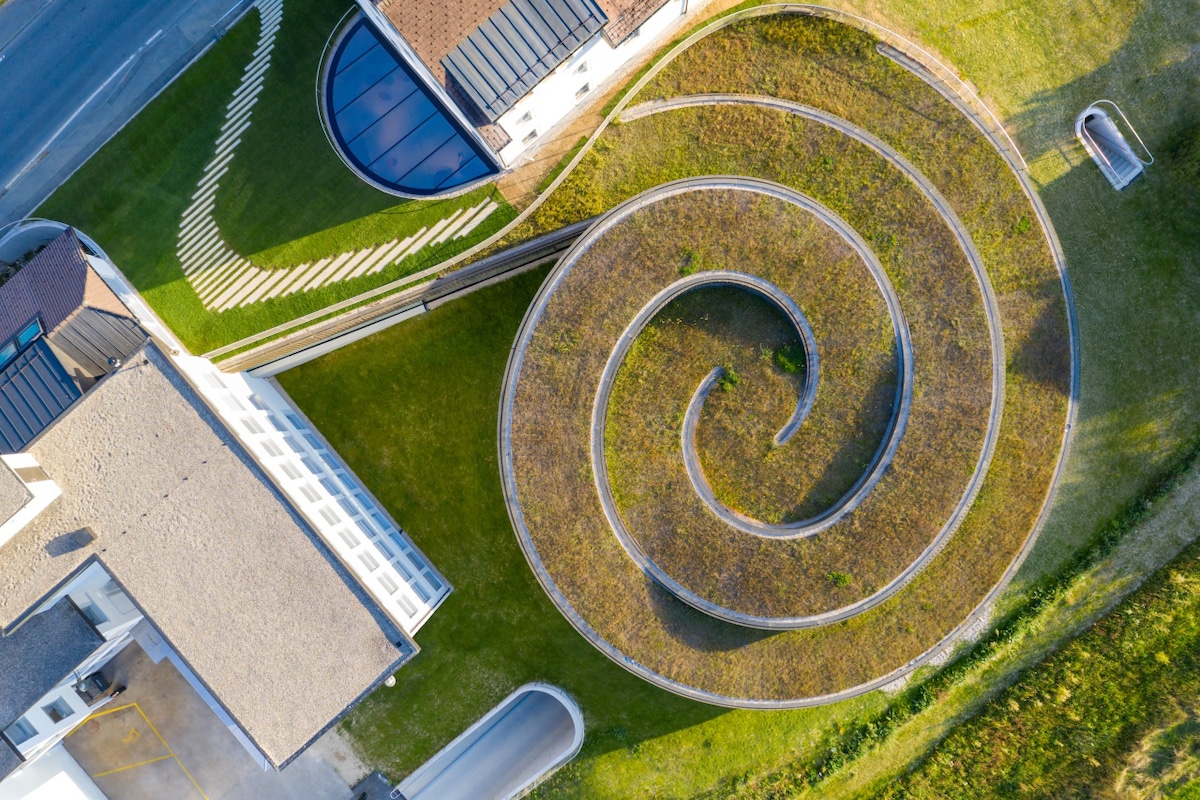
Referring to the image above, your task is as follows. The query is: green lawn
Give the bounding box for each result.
[36,0,514,354]
[276,267,886,796]
[871,533,1200,799]
[271,0,1198,795]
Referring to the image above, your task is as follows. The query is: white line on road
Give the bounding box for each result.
[2,28,163,191]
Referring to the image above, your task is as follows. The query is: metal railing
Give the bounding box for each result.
[1078,99,1154,172]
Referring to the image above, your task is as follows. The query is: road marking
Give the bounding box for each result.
[91,753,173,778]
[1,27,162,191]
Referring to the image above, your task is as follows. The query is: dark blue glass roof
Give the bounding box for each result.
[326,19,500,196]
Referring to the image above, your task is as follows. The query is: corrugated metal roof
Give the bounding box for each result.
[0,598,103,730]
[443,0,606,121]
[49,308,147,380]
[0,339,82,454]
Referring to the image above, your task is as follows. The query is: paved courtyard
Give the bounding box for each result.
[63,643,360,800]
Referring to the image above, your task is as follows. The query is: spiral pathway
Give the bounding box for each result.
[498,10,1075,706]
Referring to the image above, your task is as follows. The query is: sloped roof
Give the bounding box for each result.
[0,339,82,454]
[0,740,19,781]
[0,598,103,729]
[597,0,668,44]
[0,342,408,768]
[0,229,129,346]
[442,0,606,121]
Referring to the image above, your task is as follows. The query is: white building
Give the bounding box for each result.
[319,0,696,197]
[0,222,449,789]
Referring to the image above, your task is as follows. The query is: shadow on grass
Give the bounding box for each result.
[648,580,777,650]
[1004,4,1200,587]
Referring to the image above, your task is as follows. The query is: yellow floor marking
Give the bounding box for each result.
[65,701,139,739]
[133,703,210,800]
[90,754,173,778]
[65,700,209,799]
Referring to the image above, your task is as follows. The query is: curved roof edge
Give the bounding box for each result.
[320,14,502,200]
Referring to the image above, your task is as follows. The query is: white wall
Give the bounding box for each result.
[86,253,450,637]
[0,744,105,800]
[0,455,62,552]
[496,0,689,165]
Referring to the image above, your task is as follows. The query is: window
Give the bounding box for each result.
[517,110,533,124]
[397,594,418,616]
[283,436,304,454]
[355,518,376,539]
[285,413,305,430]
[388,531,411,556]
[16,319,42,348]
[42,697,73,724]
[303,433,322,450]
[299,484,321,503]
[319,507,340,525]
[374,535,398,559]
[359,551,380,572]
[575,60,588,74]
[267,414,288,432]
[320,453,339,471]
[80,603,108,628]
[378,573,399,595]
[575,83,590,99]
[241,418,264,435]
[279,461,301,480]
[261,439,284,458]
[337,497,358,518]
[337,528,359,549]
[319,477,340,496]
[522,130,538,145]
[0,342,17,371]
[5,717,37,746]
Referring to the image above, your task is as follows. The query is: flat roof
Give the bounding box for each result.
[0,461,29,526]
[0,342,408,767]
[0,598,103,730]
[326,18,500,195]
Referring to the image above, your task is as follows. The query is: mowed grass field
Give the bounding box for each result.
[277,0,1197,795]
[25,0,1192,791]
[36,0,514,354]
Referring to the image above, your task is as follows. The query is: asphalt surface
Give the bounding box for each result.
[0,0,253,224]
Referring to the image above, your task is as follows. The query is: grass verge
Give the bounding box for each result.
[36,0,513,354]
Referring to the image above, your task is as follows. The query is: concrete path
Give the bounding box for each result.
[0,0,254,224]
[173,0,499,312]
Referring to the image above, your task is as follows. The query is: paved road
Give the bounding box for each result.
[0,0,252,224]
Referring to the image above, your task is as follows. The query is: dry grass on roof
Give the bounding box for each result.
[502,14,1070,699]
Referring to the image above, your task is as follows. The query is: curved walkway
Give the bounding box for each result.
[173,0,498,312]
[498,90,1060,694]
[520,109,1010,634]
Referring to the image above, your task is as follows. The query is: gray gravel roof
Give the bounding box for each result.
[0,598,103,728]
[0,461,28,527]
[0,342,407,767]
[0,739,20,781]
